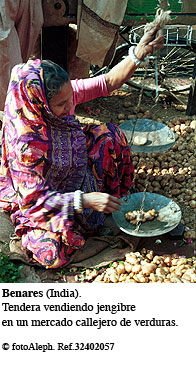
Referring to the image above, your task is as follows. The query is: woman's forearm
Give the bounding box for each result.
[104,25,164,93]
[104,56,138,93]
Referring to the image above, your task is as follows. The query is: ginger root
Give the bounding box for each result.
[125,209,157,224]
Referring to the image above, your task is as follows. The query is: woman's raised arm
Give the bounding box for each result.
[104,25,164,93]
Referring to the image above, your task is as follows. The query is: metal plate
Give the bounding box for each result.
[120,119,176,153]
[112,192,181,237]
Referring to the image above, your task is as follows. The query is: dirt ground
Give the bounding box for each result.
[1,82,196,283]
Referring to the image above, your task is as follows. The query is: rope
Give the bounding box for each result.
[131,9,172,227]
[136,8,171,108]
[144,8,171,33]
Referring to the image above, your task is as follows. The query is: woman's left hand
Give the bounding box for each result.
[134,24,164,61]
[82,192,121,214]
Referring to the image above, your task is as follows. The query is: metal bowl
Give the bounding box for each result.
[120,119,176,153]
[112,192,181,237]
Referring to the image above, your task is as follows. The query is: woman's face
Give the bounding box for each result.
[49,81,73,117]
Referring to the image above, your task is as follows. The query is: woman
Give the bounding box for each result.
[0,26,163,268]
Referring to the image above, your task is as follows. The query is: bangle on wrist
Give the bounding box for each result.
[128,46,148,66]
[74,190,84,213]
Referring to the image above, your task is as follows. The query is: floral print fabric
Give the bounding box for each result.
[0,59,134,268]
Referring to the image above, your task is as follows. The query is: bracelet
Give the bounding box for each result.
[128,46,148,66]
[74,190,84,214]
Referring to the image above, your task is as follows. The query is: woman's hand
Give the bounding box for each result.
[134,25,164,61]
[82,192,121,214]
[104,24,164,93]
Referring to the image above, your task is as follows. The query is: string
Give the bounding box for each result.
[132,8,172,233]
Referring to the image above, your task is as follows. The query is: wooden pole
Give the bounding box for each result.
[186,57,196,115]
